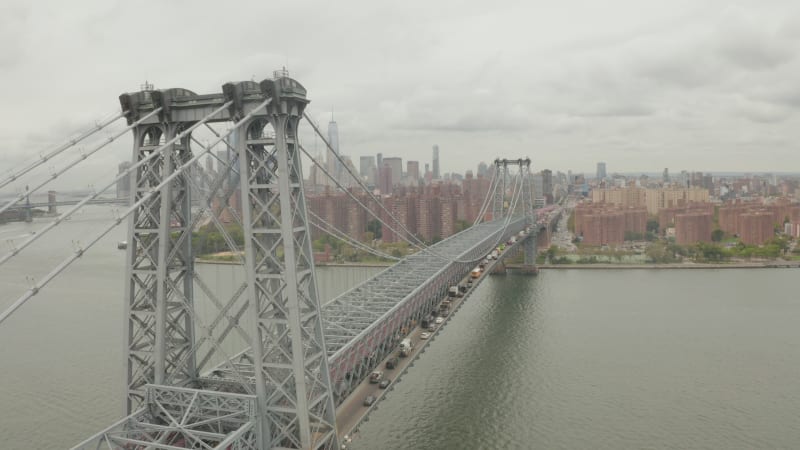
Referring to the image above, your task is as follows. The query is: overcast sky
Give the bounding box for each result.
[1,0,799,194]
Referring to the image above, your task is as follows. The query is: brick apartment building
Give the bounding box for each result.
[675,212,713,245]
[718,198,800,245]
[574,203,647,245]
[658,202,714,233]
[591,186,709,214]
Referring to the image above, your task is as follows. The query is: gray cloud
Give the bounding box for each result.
[1,0,800,191]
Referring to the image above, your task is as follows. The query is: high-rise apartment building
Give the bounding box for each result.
[359,156,376,184]
[541,169,553,204]
[378,165,392,195]
[327,118,340,182]
[383,157,403,188]
[675,212,713,244]
[407,161,420,183]
[432,145,440,179]
[596,162,607,180]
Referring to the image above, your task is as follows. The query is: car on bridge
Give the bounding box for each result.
[363,395,376,407]
[420,332,431,339]
[385,357,398,369]
[369,370,383,383]
[379,379,391,389]
[435,317,444,325]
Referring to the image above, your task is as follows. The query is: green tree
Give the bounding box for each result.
[366,219,382,239]
[711,229,724,242]
[625,231,644,241]
[646,218,659,234]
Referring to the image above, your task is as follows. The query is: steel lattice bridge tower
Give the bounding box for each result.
[52,72,548,450]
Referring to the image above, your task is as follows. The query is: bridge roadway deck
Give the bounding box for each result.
[333,230,530,443]
[321,218,526,397]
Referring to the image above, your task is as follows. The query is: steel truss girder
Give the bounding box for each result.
[71,385,258,450]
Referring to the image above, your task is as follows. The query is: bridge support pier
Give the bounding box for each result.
[519,233,539,275]
[490,260,507,274]
[47,190,57,215]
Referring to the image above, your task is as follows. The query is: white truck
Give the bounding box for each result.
[399,338,413,357]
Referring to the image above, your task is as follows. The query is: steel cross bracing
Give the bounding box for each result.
[233,75,338,450]
[77,74,340,450]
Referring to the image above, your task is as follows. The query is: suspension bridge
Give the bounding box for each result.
[0,71,558,449]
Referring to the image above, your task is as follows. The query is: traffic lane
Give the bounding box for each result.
[336,329,424,437]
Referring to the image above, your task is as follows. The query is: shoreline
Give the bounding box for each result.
[511,261,800,270]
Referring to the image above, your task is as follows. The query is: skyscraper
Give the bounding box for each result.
[407,161,420,183]
[327,118,340,183]
[541,169,553,204]
[359,156,376,184]
[383,157,403,187]
[432,145,440,179]
[376,153,383,187]
[596,162,607,180]
[477,161,488,177]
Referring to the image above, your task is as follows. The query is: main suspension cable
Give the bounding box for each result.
[307,210,401,261]
[0,110,126,191]
[0,108,162,216]
[0,99,270,327]
[303,113,432,250]
[0,101,233,269]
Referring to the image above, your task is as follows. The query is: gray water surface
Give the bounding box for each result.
[1,208,798,449]
[349,269,800,450]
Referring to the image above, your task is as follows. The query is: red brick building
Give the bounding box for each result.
[574,203,647,245]
[739,212,774,245]
[658,202,714,232]
[718,198,800,245]
[675,212,713,245]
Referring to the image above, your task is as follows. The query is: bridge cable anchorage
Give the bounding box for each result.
[0,101,232,269]
[0,100,272,326]
[307,210,401,261]
[0,110,126,191]
[0,108,163,217]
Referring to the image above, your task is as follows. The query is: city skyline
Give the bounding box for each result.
[2,0,800,194]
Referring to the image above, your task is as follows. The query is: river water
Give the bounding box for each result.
[1,207,798,449]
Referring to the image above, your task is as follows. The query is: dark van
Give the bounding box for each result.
[385,357,399,369]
